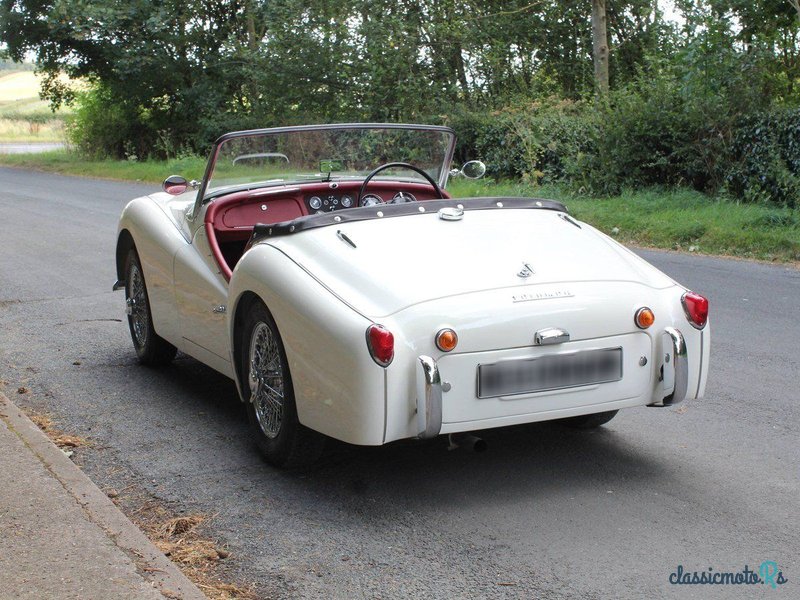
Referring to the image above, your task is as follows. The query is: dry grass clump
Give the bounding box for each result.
[18,402,254,599]
[26,410,90,450]
[135,506,255,600]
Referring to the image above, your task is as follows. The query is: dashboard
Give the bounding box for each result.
[211,180,450,236]
[304,190,421,213]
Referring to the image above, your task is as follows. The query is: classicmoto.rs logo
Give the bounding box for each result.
[669,562,788,589]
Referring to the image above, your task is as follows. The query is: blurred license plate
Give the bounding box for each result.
[477,348,622,398]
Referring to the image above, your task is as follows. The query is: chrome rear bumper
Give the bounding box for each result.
[416,355,443,439]
[417,327,688,433]
[649,327,688,406]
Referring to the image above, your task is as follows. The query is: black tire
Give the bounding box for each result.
[240,299,325,468]
[124,249,177,366]
[558,410,619,429]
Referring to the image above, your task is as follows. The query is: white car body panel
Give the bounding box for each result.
[173,228,231,374]
[265,209,676,318]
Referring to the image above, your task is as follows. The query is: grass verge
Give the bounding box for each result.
[0,150,206,181]
[1,151,797,263]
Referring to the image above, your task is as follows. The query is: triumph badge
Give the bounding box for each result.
[517,262,535,278]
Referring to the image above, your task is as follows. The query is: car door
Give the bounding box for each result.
[172,203,233,377]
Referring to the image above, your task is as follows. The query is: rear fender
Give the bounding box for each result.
[228,243,385,446]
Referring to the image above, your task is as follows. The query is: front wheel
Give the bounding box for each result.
[241,299,324,468]
[124,249,177,366]
[557,410,619,429]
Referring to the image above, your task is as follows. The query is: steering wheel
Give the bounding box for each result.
[357,162,444,206]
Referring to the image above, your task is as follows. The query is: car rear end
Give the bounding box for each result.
[255,201,709,445]
[381,280,709,443]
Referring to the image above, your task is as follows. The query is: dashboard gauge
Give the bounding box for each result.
[360,194,383,207]
[340,194,353,208]
[391,191,417,203]
[309,196,322,210]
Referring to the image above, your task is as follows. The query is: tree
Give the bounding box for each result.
[789,0,800,21]
[592,0,610,94]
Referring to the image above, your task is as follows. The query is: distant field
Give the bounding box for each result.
[0,71,44,102]
[0,71,70,143]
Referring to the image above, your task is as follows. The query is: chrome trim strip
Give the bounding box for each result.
[416,355,443,439]
[558,212,581,228]
[662,327,688,406]
[696,329,704,399]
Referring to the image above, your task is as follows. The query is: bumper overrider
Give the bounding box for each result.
[649,326,689,407]
[416,356,443,439]
[414,327,690,438]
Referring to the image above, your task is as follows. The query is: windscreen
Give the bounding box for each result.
[206,126,455,197]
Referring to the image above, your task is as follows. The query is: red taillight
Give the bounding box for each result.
[366,324,394,367]
[682,291,709,329]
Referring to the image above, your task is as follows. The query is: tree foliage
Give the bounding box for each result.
[1,0,798,203]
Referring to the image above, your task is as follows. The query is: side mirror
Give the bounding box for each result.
[449,161,486,180]
[163,175,188,195]
[461,160,486,179]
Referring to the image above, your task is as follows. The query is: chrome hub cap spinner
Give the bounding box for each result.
[248,322,284,439]
[128,264,149,348]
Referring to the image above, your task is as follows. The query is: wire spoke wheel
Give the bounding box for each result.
[123,248,176,366]
[248,321,285,438]
[127,262,149,348]
[240,299,324,467]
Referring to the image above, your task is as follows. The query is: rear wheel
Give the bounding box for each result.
[241,299,324,468]
[124,249,177,366]
[558,410,618,429]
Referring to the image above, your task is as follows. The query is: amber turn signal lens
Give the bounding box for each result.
[634,307,655,329]
[435,328,459,352]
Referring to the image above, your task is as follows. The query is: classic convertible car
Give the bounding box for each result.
[114,123,709,467]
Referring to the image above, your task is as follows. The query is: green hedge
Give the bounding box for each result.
[444,99,800,208]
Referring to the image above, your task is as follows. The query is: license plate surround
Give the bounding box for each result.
[477,347,623,399]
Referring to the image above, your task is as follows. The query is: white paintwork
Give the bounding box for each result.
[267,209,676,318]
[117,188,709,447]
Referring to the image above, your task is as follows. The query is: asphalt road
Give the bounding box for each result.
[0,166,797,599]
[0,142,65,154]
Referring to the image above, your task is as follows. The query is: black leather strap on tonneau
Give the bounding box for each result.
[250,196,568,242]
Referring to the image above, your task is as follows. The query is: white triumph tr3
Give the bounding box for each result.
[114,123,710,467]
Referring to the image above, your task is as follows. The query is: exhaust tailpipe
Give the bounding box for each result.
[448,433,487,453]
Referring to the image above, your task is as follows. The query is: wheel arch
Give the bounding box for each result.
[230,290,263,403]
[115,229,135,283]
